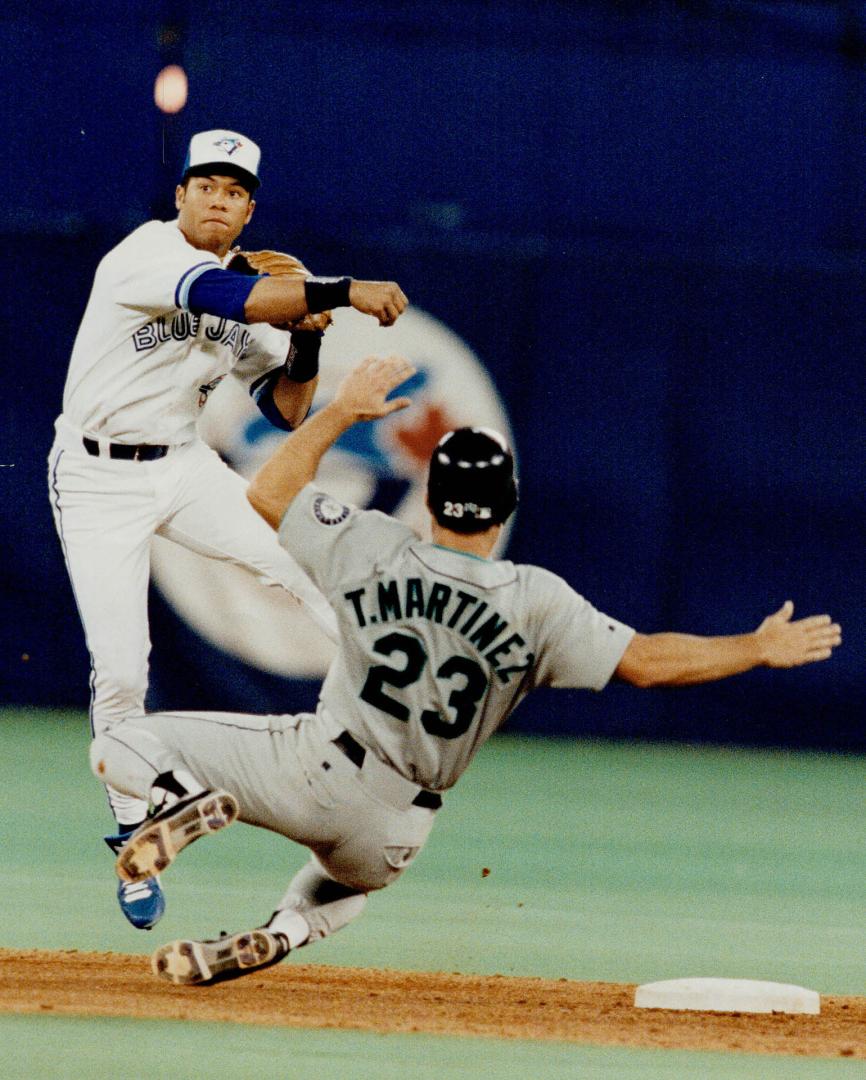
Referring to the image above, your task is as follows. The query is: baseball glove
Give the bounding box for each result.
[227,248,333,332]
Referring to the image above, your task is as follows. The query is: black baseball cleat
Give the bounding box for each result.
[151,928,290,986]
[115,790,239,884]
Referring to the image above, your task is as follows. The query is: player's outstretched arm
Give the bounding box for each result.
[244,276,408,328]
[248,355,416,529]
[615,601,841,688]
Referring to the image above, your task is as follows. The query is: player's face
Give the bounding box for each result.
[175,175,255,255]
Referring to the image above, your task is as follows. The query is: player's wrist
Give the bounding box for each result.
[747,630,770,667]
[285,330,322,383]
[324,396,359,429]
[305,277,352,313]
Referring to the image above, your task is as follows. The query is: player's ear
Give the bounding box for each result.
[244,198,256,225]
[175,184,185,211]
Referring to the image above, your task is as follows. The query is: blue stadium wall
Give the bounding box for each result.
[1,2,863,748]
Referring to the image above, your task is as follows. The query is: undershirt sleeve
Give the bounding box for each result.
[182,267,265,323]
[248,366,295,431]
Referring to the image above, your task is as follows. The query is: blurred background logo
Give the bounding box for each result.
[151,306,514,678]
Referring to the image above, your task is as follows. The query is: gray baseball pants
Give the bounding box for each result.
[90,707,438,941]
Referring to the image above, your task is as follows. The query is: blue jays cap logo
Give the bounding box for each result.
[214,136,243,156]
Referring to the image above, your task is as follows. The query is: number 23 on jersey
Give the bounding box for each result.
[360,631,487,740]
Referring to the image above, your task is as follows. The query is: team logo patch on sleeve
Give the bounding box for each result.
[313,494,350,525]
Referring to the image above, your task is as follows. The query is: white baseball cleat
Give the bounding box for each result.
[151,928,290,985]
[115,790,238,884]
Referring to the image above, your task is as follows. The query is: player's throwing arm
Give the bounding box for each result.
[244,276,408,329]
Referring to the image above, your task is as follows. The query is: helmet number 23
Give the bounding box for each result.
[360,631,488,740]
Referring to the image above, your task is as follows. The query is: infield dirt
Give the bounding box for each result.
[1,949,863,1059]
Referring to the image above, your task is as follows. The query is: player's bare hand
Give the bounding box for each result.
[755,600,841,668]
[334,355,416,422]
[348,281,408,326]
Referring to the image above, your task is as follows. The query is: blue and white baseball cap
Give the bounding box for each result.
[182,129,261,191]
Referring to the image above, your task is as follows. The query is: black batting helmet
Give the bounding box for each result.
[427,427,518,534]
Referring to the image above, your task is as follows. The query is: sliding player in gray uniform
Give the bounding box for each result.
[89,355,842,985]
[48,129,408,931]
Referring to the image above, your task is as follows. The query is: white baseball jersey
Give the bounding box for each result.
[62,218,289,444]
[279,485,635,791]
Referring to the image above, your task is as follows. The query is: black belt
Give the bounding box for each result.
[333,731,442,810]
[83,437,169,461]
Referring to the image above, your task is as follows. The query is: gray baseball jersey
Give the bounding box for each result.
[279,485,635,791]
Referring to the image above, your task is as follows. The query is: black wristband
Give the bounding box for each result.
[285,330,322,383]
[304,276,352,313]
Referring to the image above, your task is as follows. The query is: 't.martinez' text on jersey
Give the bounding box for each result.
[343,578,534,684]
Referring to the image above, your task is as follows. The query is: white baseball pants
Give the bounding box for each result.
[48,417,338,826]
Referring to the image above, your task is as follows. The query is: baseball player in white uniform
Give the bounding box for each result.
[87,355,841,985]
[48,130,408,930]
